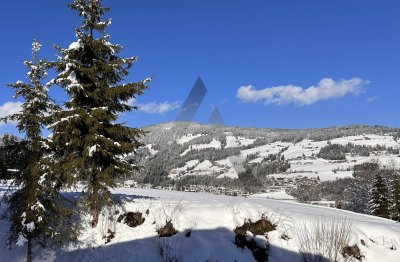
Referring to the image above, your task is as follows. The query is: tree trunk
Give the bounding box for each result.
[91,186,99,228]
[27,235,32,262]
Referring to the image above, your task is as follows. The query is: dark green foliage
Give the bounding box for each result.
[238,168,264,193]
[340,162,380,213]
[353,162,380,180]
[342,181,370,213]
[317,143,397,160]
[2,40,75,261]
[368,173,390,218]
[49,0,148,227]
[247,151,289,181]
[317,143,347,160]
[0,135,30,179]
[243,153,290,178]
[289,163,379,208]
[4,43,56,138]
[390,178,400,221]
[290,163,400,221]
[288,182,321,203]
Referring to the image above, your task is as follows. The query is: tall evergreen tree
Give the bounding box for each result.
[50,0,149,227]
[368,173,390,218]
[2,40,74,262]
[0,134,30,180]
[343,181,370,214]
[390,177,400,221]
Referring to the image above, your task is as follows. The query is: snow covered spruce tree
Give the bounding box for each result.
[390,177,400,221]
[3,40,74,262]
[50,0,149,227]
[368,173,390,218]
[0,134,30,180]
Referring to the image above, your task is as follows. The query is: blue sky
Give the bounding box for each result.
[1,0,400,134]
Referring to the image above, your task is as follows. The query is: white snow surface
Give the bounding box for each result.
[25,222,35,232]
[169,159,200,179]
[16,235,27,247]
[1,187,400,261]
[180,139,221,156]
[176,134,203,145]
[68,41,82,50]
[225,135,255,148]
[242,141,293,162]
[330,134,398,147]
[250,190,296,201]
[88,145,99,157]
[169,155,245,179]
[146,144,158,155]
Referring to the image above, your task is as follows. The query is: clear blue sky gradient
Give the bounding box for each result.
[1,0,399,133]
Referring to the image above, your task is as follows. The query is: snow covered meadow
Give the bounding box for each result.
[1,186,399,261]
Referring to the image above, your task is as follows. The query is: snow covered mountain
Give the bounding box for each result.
[132,122,400,187]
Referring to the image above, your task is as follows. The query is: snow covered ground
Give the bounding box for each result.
[250,190,296,201]
[330,135,398,148]
[180,139,221,156]
[225,135,255,148]
[177,134,203,145]
[1,187,399,261]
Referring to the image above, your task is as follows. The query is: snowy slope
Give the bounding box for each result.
[180,139,222,156]
[177,134,203,145]
[225,135,255,148]
[134,123,400,184]
[1,187,399,262]
[163,133,400,183]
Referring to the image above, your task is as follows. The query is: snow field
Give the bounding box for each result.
[180,139,221,156]
[1,187,400,261]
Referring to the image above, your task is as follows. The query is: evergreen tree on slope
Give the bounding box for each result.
[390,177,400,221]
[2,40,73,262]
[368,173,390,218]
[343,181,370,214]
[50,0,149,227]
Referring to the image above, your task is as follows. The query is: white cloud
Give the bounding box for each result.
[0,101,22,126]
[127,99,181,115]
[236,78,368,106]
[367,96,378,103]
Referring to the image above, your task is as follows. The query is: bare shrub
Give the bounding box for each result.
[99,206,118,244]
[153,200,186,261]
[160,200,185,224]
[157,220,178,237]
[296,216,353,262]
[234,215,276,237]
[342,244,363,261]
[234,215,276,262]
[117,212,145,228]
[104,229,115,244]
[154,200,185,237]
